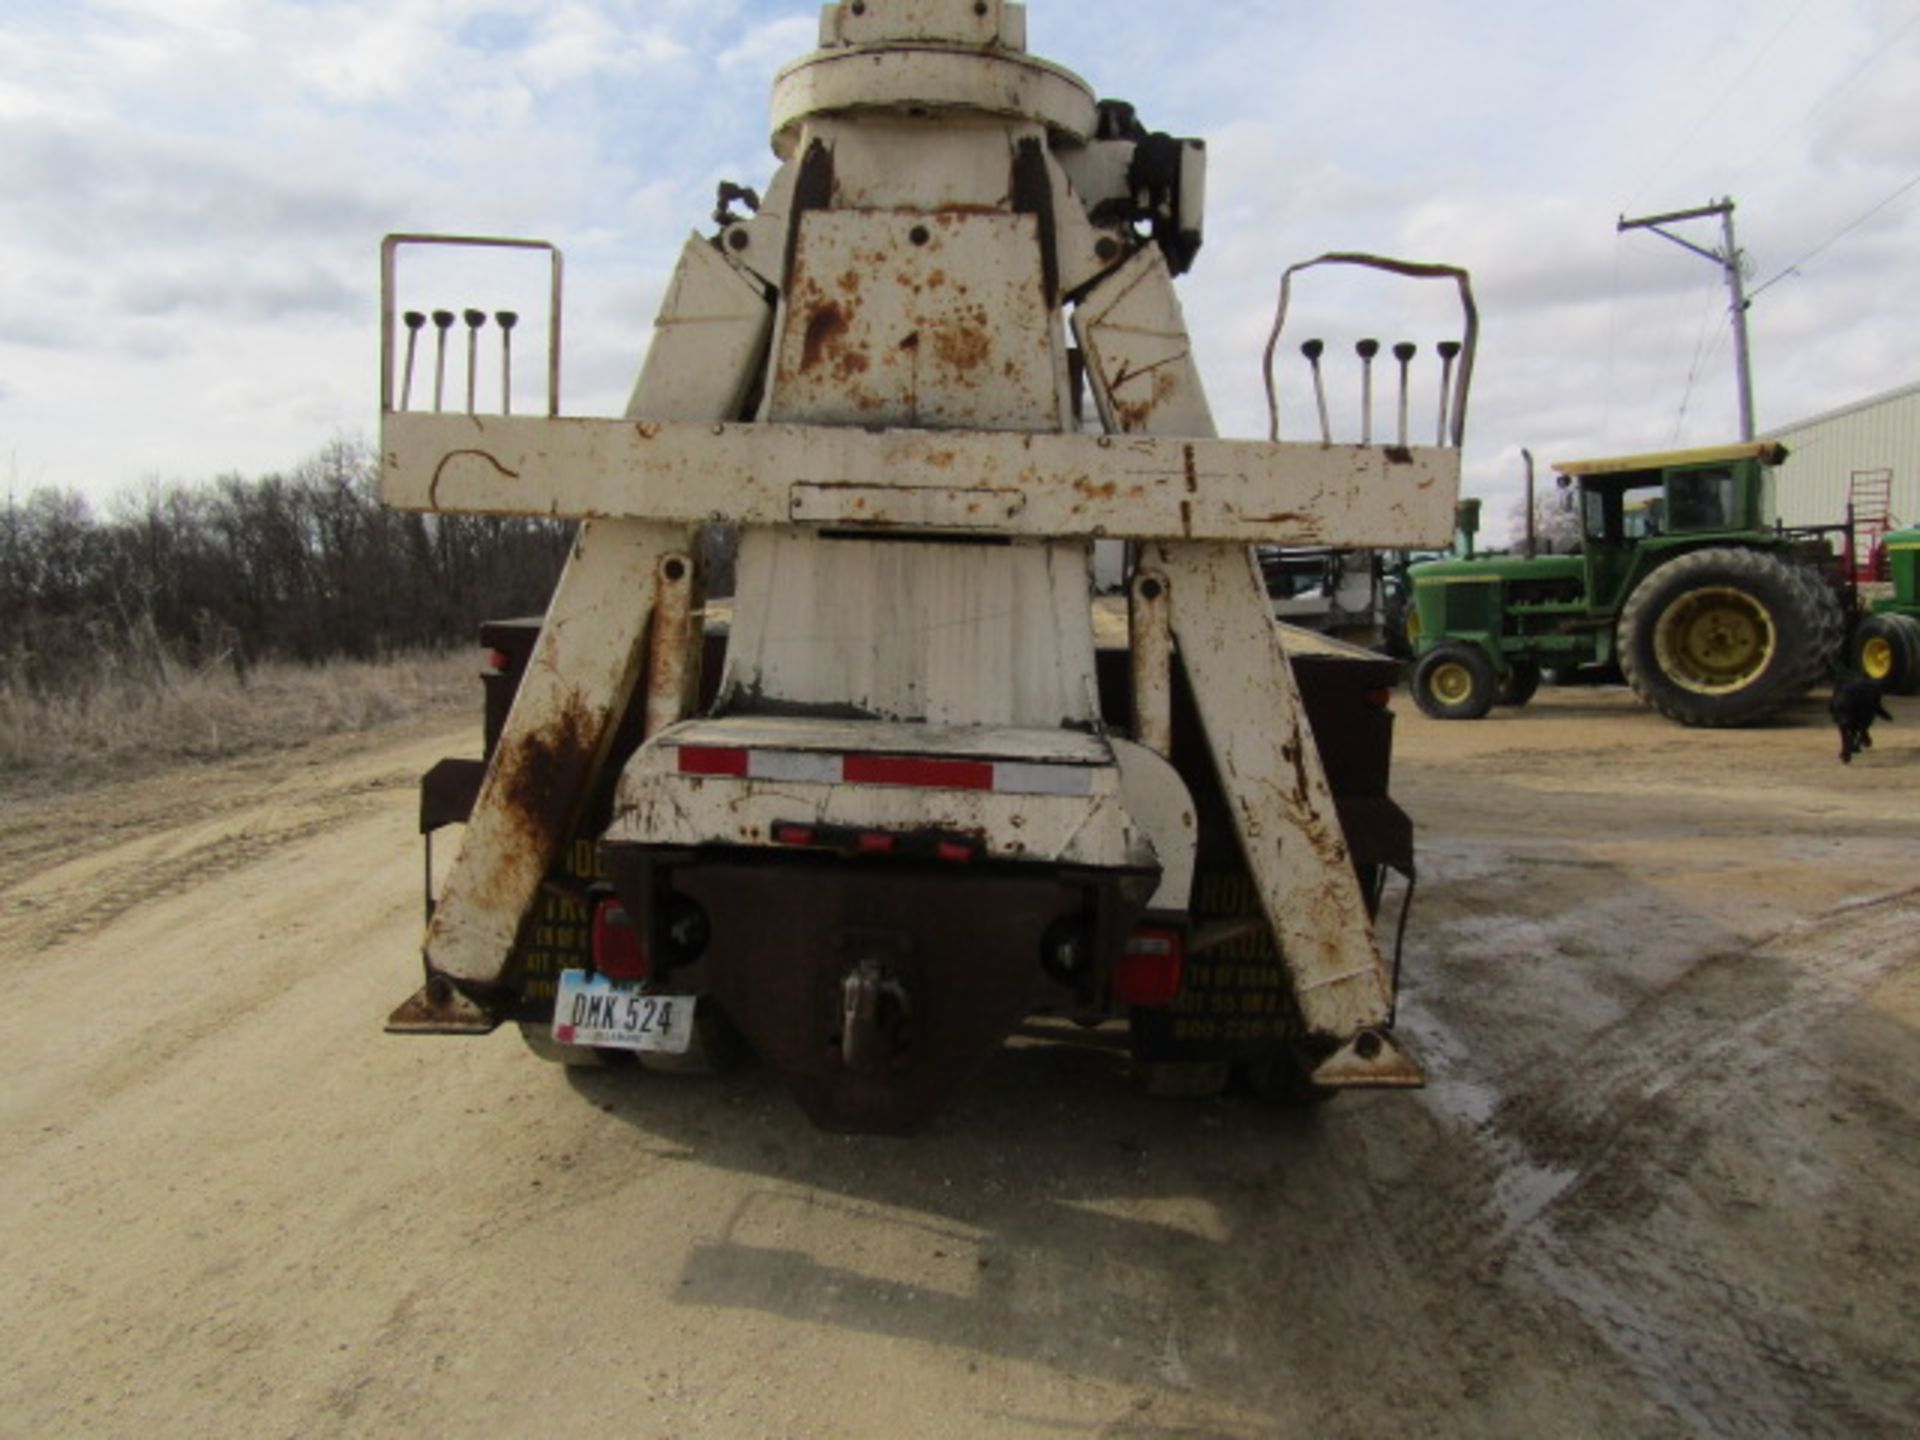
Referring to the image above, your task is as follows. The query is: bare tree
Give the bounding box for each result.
[0,442,572,696]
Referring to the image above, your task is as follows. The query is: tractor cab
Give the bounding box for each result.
[1561,442,1783,611]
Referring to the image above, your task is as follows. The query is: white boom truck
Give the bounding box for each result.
[383,0,1470,1132]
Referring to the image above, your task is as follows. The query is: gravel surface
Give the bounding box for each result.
[2,687,1914,1437]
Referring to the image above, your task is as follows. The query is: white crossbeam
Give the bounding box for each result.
[380,412,1457,550]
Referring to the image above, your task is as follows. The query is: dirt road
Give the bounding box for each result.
[2,689,1915,1438]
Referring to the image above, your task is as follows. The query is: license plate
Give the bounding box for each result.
[551,970,694,1055]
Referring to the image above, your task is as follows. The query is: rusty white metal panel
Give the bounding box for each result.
[379,412,1459,549]
[721,532,1101,726]
[1054,140,1133,218]
[425,518,689,988]
[608,751,1151,875]
[788,482,1025,527]
[1110,738,1195,912]
[827,0,1008,48]
[769,210,1061,431]
[662,716,1111,763]
[1154,540,1393,1040]
[713,158,798,292]
[624,237,772,423]
[772,43,1095,147]
[1074,245,1216,436]
[1042,145,1125,299]
[1128,568,1173,756]
[806,117,1039,214]
[641,550,701,740]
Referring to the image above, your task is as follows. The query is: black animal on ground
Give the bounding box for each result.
[1830,679,1893,764]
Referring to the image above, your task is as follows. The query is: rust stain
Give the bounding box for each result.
[801,301,852,372]
[484,688,600,903]
[1073,476,1118,500]
[1278,734,1311,810]
[933,324,990,373]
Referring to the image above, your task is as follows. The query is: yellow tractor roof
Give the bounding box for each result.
[1553,440,1788,478]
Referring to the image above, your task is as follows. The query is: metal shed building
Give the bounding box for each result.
[1761,381,1920,543]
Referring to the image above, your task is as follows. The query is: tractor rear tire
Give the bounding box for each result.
[1411,643,1497,720]
[1787,562,1847,688]
[1617,547,1824,727]
[1854,613,1920,695]
[1893,616,1920,695]
[1495,661,1542,707]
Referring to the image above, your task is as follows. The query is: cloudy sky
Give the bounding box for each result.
[4,0,1918,535]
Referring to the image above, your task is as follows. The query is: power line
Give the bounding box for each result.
[1630,0,1817,206]
[1744,8,1920,166]
[1750,168,1920,300]
[1671,276,1730,444]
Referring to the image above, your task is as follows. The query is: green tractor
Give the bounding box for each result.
[1406,441,1848,726]
[1852,524,1920,694]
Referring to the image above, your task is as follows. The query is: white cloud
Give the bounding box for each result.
[523,4,690,84]
[2,0,1916,526]
[715,14,818,72]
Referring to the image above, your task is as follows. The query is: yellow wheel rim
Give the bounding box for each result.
[1653,586,1775,694]
[1861,635,1894,680]
[1429,661,1474,705]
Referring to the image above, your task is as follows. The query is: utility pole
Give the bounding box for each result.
[1618,198,1755,440]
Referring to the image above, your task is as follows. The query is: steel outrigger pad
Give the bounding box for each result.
[386,971,500,1035]
[1310,1028,1425,1088]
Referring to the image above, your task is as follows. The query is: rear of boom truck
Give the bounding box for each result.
[382,0,1468,1132]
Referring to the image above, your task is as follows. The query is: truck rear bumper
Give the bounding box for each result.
[605,851,1145,1133]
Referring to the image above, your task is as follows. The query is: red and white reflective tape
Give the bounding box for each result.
[675,744,1094,797]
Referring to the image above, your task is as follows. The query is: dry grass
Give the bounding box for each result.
[0,649,478,797]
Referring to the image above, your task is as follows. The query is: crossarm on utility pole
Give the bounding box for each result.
[1618,197,1756,440]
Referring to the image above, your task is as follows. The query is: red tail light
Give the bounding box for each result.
[1364,686,1393,709]
[677,745,750,777]
[592,897,650,981]
[486,648,512,672]
[1114,927,1185,1008]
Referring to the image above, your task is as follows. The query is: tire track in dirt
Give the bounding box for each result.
[1384,887,1920,1436]
[0,771,419,960]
